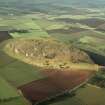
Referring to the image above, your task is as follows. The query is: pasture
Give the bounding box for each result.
[49,84,105,105]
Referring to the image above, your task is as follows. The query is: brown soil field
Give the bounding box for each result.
[0,31,12,42]
[19,69,93,103]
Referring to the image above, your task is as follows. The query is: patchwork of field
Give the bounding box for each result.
[0,40,96,105]
[0,1,105,105]
[19,70,93,103]
[33,13,105,68]
[54,17,105,28]
[0,16,49,38]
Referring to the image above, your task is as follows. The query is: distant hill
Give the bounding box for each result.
[0,0,105,8]
[0,0,105,15]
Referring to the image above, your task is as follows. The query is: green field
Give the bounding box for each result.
[0,76,29,105]
[0,97,30,105]
[0,16,49,38]
[0,76,19,100]
[49,84,105,105]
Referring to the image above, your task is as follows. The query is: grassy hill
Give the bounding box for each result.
[3,38,94,70]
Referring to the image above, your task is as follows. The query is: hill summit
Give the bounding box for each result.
[4,38,93,69]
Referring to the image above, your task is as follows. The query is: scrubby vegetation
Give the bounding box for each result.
[4,38,93,69]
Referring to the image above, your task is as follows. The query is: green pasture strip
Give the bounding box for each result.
[74,84,105,105]
[0,50,15,67]
[0,76,19,100]
[0,97,30,105]
[0,60,44,87]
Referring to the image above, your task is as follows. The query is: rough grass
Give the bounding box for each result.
[0,60,44,87]
[0,76,29,105]
[3,38,97,71]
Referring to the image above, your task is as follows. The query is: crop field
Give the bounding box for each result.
[0,76,19,100]
[0,76,29,105]
[19,70,93,103]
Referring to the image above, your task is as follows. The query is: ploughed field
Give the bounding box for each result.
[19,69,93,103]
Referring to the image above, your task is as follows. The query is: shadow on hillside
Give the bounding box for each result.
[0,31,12,43]
[83,50,105,66]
